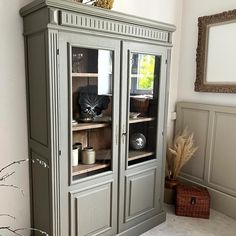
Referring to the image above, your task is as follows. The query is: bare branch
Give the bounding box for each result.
[0,227,23,236]
[0,171,15,182]
[0,214,16,220]
[0,226,49,236]
[0,184,24,195]
[15,227,49,236]
[0,159,28,174]
[0,158,49,236]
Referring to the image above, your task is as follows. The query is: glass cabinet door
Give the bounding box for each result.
[127,52,162,166]
[59,33,120,236]
[70,46,114,181]
[118,42,168,232]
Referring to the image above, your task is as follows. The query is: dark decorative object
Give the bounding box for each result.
[195,9,236,93]
[175,185,210,219]
[78,86,110,120]
[130,97,150,116]
[130,133,146,150]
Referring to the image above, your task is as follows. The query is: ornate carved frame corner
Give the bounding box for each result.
[195,9,236,93]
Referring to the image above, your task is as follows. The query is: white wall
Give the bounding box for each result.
[178,0,236,106]
[0,0,182,232]
[0,0,33,234]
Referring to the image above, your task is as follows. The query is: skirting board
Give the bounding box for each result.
[180,176,236,220]
[118,212,166,236]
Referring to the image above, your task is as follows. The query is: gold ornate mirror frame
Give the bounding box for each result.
[195,10,236,93]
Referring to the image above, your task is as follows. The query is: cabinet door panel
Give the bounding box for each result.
[125,169,156,222]
[31,152,50,234]
[70,182,113,236]
[28,32,48,147]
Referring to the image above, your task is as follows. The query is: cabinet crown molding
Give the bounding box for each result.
[20,0,175,43]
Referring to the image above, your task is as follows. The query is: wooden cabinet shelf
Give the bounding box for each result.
[129,117,155,124]
[72,122,110,131]
[72,73,98,77]
[72,162,110,176]
[72,149,111,176]
[128,150,154,161]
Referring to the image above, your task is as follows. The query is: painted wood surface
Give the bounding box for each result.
[21,0,174,235]
[176,102,236,219]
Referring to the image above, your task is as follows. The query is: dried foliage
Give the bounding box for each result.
[93,0,114,9]
[167,129,198,180]
[0,159,49,236]
[83,0,114,9]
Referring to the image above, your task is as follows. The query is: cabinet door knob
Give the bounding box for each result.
[122,132,127,144]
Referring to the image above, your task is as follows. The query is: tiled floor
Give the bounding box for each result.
[141,205,236,236]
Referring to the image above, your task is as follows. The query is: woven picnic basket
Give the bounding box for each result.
[175,185,210,219]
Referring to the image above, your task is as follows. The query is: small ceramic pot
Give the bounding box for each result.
[72,146,79,166]
[81,147,96,164]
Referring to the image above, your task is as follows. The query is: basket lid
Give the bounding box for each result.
[176,185,210,198]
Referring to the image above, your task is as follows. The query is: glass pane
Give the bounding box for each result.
[71,47,113,180]
[128,52,161,166]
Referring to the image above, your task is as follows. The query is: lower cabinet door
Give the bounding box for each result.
[125,169,156,221]
[119,166,161,232]
[69,181,116,236]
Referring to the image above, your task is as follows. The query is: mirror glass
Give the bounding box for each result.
[206,22,236,84]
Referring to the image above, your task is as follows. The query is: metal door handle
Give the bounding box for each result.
[122,124,127,144]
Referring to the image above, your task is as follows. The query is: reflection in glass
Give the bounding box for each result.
[130,53,160,95]
[128,52,161,166]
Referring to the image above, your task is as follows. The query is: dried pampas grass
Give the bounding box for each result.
[167,128,198,180]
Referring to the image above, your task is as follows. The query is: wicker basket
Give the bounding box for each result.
[175,185,210,219]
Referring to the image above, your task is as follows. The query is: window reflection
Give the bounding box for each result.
[130,53,159,95]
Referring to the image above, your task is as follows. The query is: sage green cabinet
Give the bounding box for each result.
[20,1,175,235]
